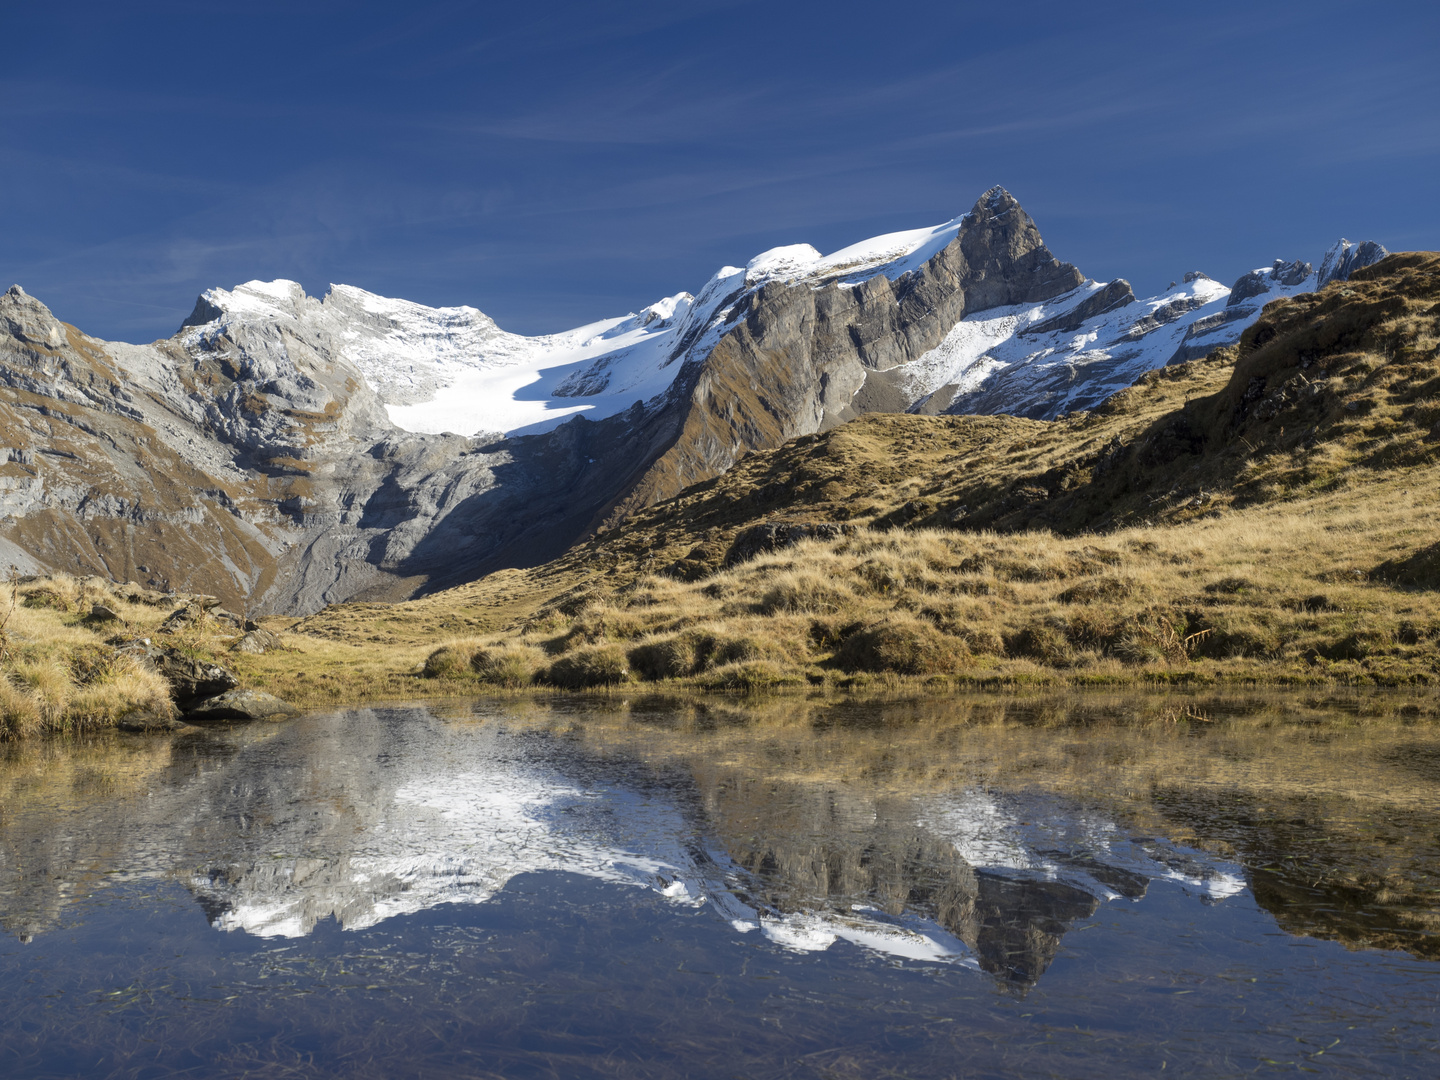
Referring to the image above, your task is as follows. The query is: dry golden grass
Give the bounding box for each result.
[0,578,178,738]
[401,489,1440,691]
[269,254,1440,694]
[0,573,465,739]
[8,254,1440,726]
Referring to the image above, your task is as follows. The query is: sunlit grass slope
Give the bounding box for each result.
[285,253,1440,692]
[6,253,1440,734]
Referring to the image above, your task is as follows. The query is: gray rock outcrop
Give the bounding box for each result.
[1022,278,1134,336]
[184,688,297,722]
[1318,239,1389,288]
[152,650,239,707]
[232,628,282,654]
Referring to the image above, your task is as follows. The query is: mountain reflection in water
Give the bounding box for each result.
[7,694,1430,992]
[3,694,1440,1079]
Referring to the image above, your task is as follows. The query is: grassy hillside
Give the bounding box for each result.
[286,252,1440,693]
[3,253,1439,736]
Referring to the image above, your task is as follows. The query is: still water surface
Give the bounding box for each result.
[1,693,1438,1077]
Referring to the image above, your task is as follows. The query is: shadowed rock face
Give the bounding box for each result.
[0,189,1389,613]
[601,188,1085,522]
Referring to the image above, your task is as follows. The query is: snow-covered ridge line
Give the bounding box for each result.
[180,204,1388,437]
[179,211,974,440]
[901,239,1387,421]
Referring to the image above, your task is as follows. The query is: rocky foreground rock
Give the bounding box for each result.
[183,689,297,723]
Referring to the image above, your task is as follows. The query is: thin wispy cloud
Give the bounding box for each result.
[1,0,1435,340]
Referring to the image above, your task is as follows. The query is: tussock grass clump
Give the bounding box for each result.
[69,657,173,726]
[700,627,799,669]
[544,603,651,655]
[422,638,487,679]
[628,632,704,680]
[758,569,856,615]
[470,644,543,688]
[541,644,632,688]
[0,679,42,740]
[695,659,806,692]
[1057,576,1135,604]
[10,660,74,729]
[1005,621,1076,668]
[420,638,544,688]
[836,616,969,676]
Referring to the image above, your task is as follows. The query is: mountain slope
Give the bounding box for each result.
[0,189,1388,613]
[282,252,1440,690]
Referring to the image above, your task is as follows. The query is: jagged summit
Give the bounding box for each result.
[1318,239,1389,288]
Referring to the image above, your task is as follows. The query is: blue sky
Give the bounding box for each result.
[3,0,1437,342]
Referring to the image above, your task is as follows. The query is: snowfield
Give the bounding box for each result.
[183,224,1380,437]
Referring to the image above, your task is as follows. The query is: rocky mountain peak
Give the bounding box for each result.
[1318,239,1389,288]
[180,293,225,329]
[951,188,1085,313]
[975,185,1014,213]
[1,282,67,351]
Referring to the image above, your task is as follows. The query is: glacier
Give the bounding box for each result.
[185,226,1385,439]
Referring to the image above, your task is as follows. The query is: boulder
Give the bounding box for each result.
[152,650,238,707]
[88,603,123,622]
[158,603,207,633]
[184,689,298,722]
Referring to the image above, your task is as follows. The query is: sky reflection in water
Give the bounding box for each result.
[1,694,1437,1077]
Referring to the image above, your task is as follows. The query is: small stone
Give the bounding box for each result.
[232,628,281,654]
[89,603,122,622]
[184,689,298,723]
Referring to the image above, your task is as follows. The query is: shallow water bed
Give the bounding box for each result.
[2,693,1438,1077]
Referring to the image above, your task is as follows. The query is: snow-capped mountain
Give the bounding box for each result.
[183,202,1383,443]
[0,188,1389,611]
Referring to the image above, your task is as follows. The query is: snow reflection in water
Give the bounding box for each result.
[163,707,1243,982]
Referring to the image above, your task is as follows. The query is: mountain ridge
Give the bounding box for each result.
[0,188,1388,614]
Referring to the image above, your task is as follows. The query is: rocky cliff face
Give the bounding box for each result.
[0,188,1389,612]
[603,187,1087,520]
